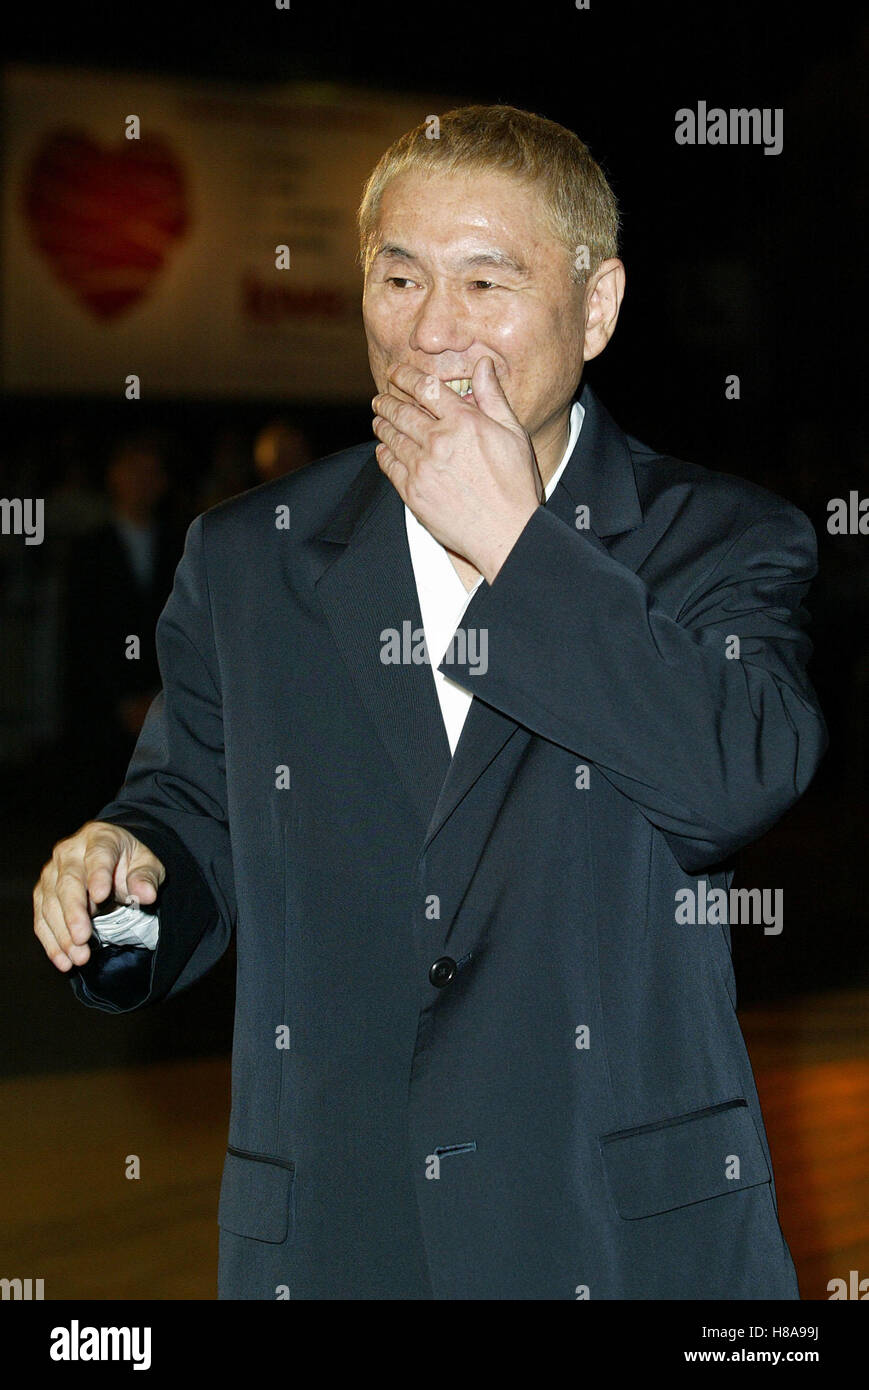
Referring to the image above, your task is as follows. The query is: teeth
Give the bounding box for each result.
[444,378,473,396]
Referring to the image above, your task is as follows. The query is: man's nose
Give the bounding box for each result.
[408,283,472,356]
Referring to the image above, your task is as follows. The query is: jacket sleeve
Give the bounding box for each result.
[444,499,828,873]
[69,512,236,1013]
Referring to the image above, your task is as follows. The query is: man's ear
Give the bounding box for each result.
[583,258,626,362]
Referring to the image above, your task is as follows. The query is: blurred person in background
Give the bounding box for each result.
[60,434,185,818]
[196,427,254,513]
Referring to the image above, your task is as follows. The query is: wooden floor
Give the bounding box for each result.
[741,988,869,1300]
[1,987,866,1300]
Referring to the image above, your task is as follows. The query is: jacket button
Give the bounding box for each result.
[429,956,457,988]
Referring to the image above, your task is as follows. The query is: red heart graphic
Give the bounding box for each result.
[21,129,190,320]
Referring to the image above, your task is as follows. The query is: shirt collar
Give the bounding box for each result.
[544,399,585,501]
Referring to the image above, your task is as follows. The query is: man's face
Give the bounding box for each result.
[362,169,588,443]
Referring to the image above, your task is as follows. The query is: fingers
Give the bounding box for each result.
[371,391,433,446]
[82,833,122,915]
[32,822,166,974]
[35,864,90,968]
[372,417,421,474]
[387,364,452,413]
[33,881,74,971]
[122,841,165,906]
[374,443,407,496]
[53,862,93,953]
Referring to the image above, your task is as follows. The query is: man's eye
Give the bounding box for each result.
[470,280,497,290]
[386,277,415,288]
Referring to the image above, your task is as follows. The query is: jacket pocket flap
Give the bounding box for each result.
[218,1149,295,1243]
[600,1100,771,1220]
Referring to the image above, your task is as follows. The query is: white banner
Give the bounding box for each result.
[1,65,437,400]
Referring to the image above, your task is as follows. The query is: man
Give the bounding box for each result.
[34,105,826,1300]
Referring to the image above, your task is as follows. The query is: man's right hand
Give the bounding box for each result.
[33,822,165,972]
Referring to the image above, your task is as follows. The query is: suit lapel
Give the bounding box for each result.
[547,382,644,538]
[310,453,453,831]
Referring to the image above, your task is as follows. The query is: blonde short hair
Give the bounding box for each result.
[357,104,620,286]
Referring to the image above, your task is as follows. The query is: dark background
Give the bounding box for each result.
[2,0,866,1075]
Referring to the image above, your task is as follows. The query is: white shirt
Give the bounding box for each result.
[91,400,585,951]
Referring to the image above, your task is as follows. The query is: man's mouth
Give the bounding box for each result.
[443,378,474,398]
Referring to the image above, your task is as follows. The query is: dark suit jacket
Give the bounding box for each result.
[70,382,827,1299]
